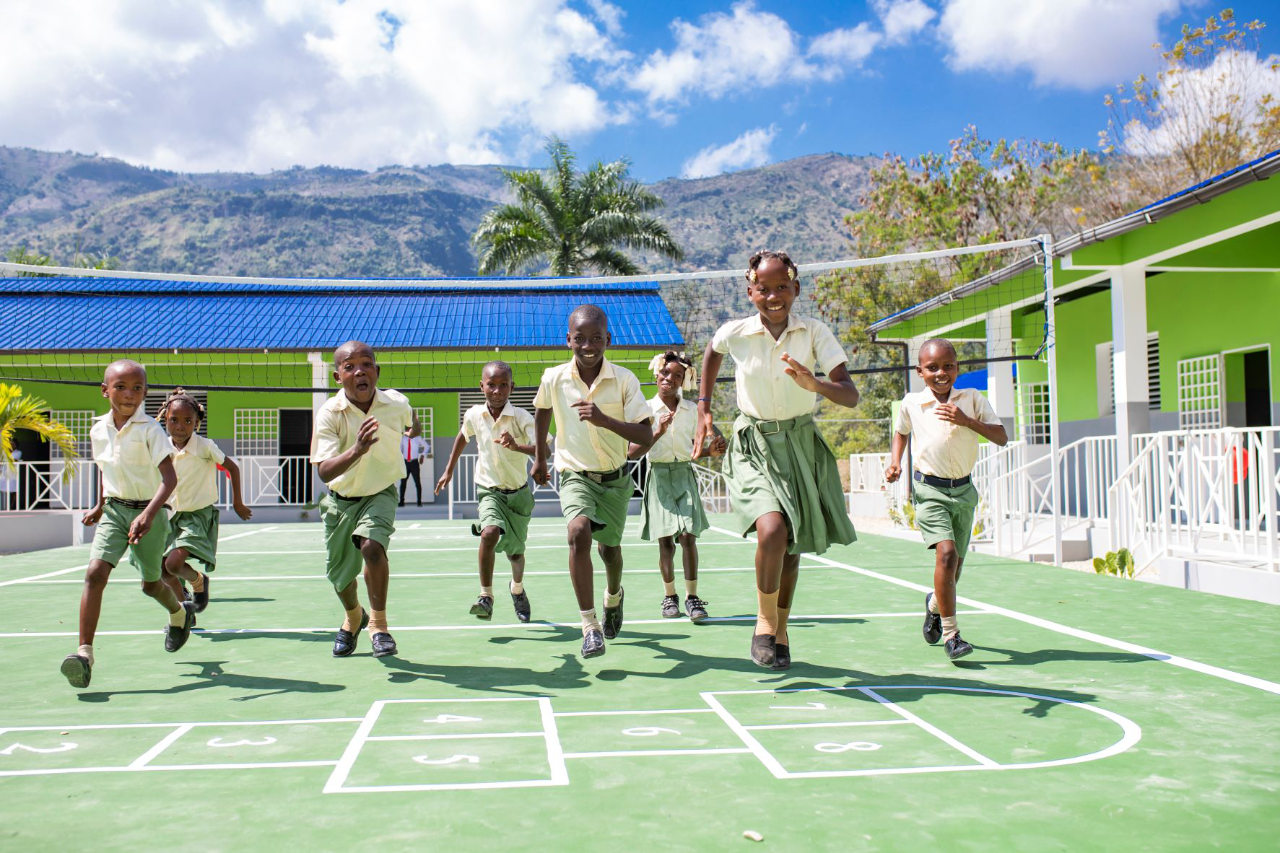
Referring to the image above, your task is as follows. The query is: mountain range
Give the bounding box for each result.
[0,146,876,277]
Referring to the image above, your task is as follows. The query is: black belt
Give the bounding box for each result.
[580,466,625,484]
[914,471,971,488]
[330,491,362,502]
[490,484,528,495]
[107,497,169,510]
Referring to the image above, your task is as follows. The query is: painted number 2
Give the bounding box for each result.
[413,754,480,765]
[0,742,77,755]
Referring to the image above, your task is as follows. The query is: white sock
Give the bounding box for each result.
[928,594,940,615]
[941,615,958,642]
[78,644,94,668]
[580,608,601,634]
[662,579,676,596]
[604,586,623,608]
[510,580,524,595]
[480,585,493,599]
[168,604,187,627]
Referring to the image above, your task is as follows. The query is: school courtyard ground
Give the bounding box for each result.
[0,516,1276,851]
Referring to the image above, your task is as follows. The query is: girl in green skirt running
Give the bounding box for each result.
[694,251,859,670]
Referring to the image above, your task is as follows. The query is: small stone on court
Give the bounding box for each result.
[743,830,764,842]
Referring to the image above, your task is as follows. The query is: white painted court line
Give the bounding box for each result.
[860,688,997,768]
[563,748,753,759]
[0,564,87,588]
[0,761,340,778]
[219,540,757,555]
[218,526,278,542]
[743,720,913,731]
[553,708,716,717]
[709,525,1280,697]
[700,692,790,780]
[0,717,363,732]
[364,732,546,742]
[127,724,194,769]
[0,612,965,639]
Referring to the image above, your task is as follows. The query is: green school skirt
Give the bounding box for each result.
[472,484,535,556]
[166,504,220,572]
[318,485,398,591]
[912,479,980,560]
[558,467,632,548]
[724,412,857,556]
[89,500,170,582]
[640,460,708,541]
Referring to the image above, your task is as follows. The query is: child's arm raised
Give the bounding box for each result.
[780,355,860,409]
[629,408,674,459]
[495,431,539,458]
[571,401,652,448]
[692,341,724,460]
[316,417,379,483]
[221,455,254,520]
[129,456,176,544]
[435,432,469,495]
[531,408,553,485]
[936,403,1008,446]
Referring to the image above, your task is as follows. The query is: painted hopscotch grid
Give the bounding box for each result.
[702,686,1142,780]
[323,698,569,794]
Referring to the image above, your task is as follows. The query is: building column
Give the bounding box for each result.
[1110,263,1150,469]
[985,308,1016,436]
[307,352,328,499]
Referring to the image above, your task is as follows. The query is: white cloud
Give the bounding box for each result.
[873,0,936,44]
[681,125,778,178]
[808,23,882,72]
[0,0,629,172]
[937,0,1182,89]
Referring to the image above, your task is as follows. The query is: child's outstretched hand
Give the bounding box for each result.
[934,403,973,429]
[495,431,518,450]
[654,409,676,438]
[571,400,609,426]
[531,458,550,486]
[81,504,103,526]
[434,468,453,496]
[355,417,380,454]
[233,501,253,521]
[884,462,902,483]
[780,353,820,392]
[709,434,728,456]
[691,413,713,460]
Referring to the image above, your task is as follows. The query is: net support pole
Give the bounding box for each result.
[307,352,328,503]
[1040,235,1064,568]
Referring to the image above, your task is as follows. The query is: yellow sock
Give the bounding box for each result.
[368,609,389,635]
[776,606,791,645]
[755,590,779,636]
[190,572,205,593]
[662,579,677,596]
[685,578,698,597]
[79,644,94,668]
[342,604,364,632]
[168,603,187,627]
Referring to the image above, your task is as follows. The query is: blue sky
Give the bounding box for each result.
[1,0,1277,181]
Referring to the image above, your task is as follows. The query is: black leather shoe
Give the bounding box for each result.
[685,595,709,623]
[751,633,776,667]
[581,628,605,658]
[602,588,624,640]
[371,632,398,658]
[193,573,211,613]
[946,633,974,662]
[661,594,681,618]
[470,596,494,620]
[510,589,531,623]
[771,642,791,670]
[164,601,197,652]
[60,653,91,688]
[923,593,942,645]
[332,609,369,657]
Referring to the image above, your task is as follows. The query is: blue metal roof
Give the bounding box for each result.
[0,277,682,350]
[1132,147,1280,213]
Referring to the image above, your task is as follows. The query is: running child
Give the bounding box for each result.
[532,305,654,658]
[159,388,253,614]
[436,360,543,623]
[694,250,859,670]
[885,338,1007,662]
[628,351,726,622]
[310,340,420,659]
[60,359,194,688]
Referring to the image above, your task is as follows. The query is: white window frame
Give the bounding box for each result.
[1176,354,1224,430]
[414,407,434,458]
[1016,381,1051,445]
[234,408,280,456]
[145,389,209,436]
[49,409,96,459]
[457,390,538,427]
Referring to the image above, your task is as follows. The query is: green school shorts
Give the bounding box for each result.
[166,504,220,572]
[472,485,535,556]
[912,479,980,560]
[89,500,170,582]
[318,485,398,591]
[558,468,632,548]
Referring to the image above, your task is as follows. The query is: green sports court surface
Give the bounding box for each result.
[1,516,1277,851]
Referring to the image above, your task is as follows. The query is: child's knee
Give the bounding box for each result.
[83,561,112,591]
[140,579,165,596]
[935,541,960,569]
[755,514,788,549]
[358,537,386,564]
[163,549,186,573]
[658,536,676,553]
[678,532,697,549]
[478,525,502,546]
[597,542,621,563]
[567,518,592,550]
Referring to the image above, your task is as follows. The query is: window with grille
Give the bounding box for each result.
[49,410,95,459]
[234,409,280,456]
[414,407,434,458]
[1176,355,1223,430]
[145,389,209,436]
[457,390,538,427]
[1016,381,1051,445]
[1099,333,1162,416]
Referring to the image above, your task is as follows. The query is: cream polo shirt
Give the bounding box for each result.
[533,358,651,473]
[710,314,849,421]
[895,387,1001,479]
[310,387,414,497]
[647,396,698,463]
[462,402,536,490]
[170,433,226,512]
[90,410,173,501]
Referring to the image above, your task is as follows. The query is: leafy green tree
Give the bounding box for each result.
[6,245,117,276]
[0,384,80,480]
[473,138,684,276]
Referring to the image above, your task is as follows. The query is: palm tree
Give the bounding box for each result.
[473,138,684,276]
[0,384,80,480]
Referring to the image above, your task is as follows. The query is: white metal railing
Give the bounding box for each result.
[1058,435,1118,524]
[1112,427,1280,573]
[445,454,730,519]
[223,455,315,508]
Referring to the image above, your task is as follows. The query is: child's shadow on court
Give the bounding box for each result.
[77,660,345,704]
[950,645,1157,670]
[194,629,333,645]
[379,627,593,696]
